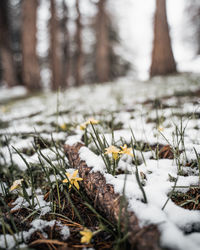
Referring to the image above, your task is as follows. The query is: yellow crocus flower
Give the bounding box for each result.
[80,228,93,244]
[79,117,99,130]
[105,145,120,160]
[60,123,67,131]
[119,144,134,157]
[63,170,83,190]
[10,179,24,192]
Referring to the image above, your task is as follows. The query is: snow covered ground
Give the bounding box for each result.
[0,73,200,249]
[0,86,27,103]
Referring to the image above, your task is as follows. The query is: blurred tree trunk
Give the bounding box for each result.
[22,0,41,91]
[198,17,200,55]
[87,0,130,84]
[10,0,23,86]
[61,0,70,89]
[95,0,110,83]
[150,0,176,77]
[187,2,200,55]
[50,0,62,91]
[74,0,83,86]
[0,0,16,87]
[196,7,200,55]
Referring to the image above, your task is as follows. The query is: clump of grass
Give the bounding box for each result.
[158,118,188,175]
[0,130,130,249]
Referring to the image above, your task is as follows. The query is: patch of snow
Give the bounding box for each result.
[0,233,22,249]
[11,193,50,216]
[0,86,27,103]
[23,219,56,241]
[79,146,106,173]
[11,196,30,211]
[65,134,83,146]
[23,219,70,242]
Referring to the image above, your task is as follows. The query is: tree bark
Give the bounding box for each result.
[0,0,16,87]
[187,2,200,55]
[22,0,41,91]
[150,0,177,77]
[198,13,200,55]
[50,0,62,91]
[193,6,200,55]
[95,0,110,83]
[64,142,162,250]
[74,0,83,87]
[61,0,70,89]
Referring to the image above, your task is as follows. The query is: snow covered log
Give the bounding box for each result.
[64,142,162,250]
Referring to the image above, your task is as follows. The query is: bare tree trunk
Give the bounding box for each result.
[150,0,176,77]
[195,7,200,55]
[74,0,83,86]
[61,0,70,89]
[50,0,62,91]
[187,2,200,55]
[0,0,16,87]
[95,0,110,83]
[22,0,41,91]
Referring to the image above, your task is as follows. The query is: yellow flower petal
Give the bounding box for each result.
[86,118,99,125]
[120,144,127,151]
[76,177,83,181]
[72,170,78,178]
[10,179,23,192]
[80,228,93,244]
[105,145,120,159]
[65,173,70,178]
[74,180,80,190]
[158,126,164,132]
[112,152,119,160]
[80,118,99,130]
[119,144,134,157]
[60,123,67,130]
[80,123,86,130]
[105,145,120,154]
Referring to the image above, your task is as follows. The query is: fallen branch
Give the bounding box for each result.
[64,142,162,250]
